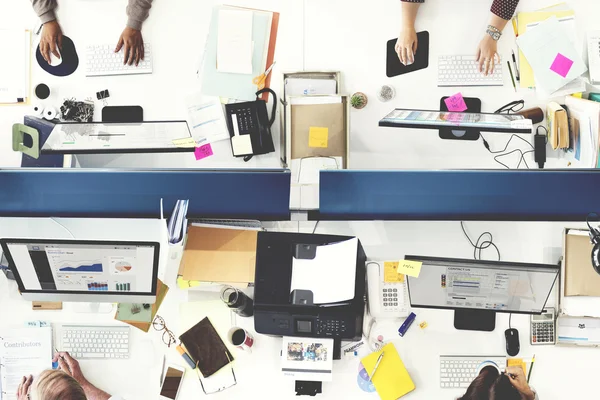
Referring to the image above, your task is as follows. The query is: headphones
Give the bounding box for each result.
[587,213,600,275]
[477,360,501,376]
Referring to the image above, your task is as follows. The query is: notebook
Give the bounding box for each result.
[179,317,233,378]
[361,343,415,400]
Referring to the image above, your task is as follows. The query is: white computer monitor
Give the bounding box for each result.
[406,256,559,332]
[1,239,160,303]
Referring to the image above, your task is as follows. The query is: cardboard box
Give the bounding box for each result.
[178,225,258,284]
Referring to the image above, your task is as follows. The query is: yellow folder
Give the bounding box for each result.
[361,343,415,400]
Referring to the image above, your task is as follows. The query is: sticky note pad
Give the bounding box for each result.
[397,260,423,278]
[172,137,197,148]
[194,143,213,160]
[507,358,527,375]
[309,126,329,148]
[550,53,573,78]
[419,321,428,329]
[384,261,401,283]
[444,93,468,112]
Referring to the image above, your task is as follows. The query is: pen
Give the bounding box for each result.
[511,18,518,38]
[507,61,517,92]
[527,354,535,383]
[369,351,385,382]
[52,348,63,369]
[511,50,520,81]
[159,355,166,384]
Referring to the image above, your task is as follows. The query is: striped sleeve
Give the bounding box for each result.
[490,0,519,20]
[400,0,425,3]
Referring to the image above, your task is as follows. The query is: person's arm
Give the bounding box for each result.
[506,366,535,400]
[476,0,519,75]
[55,352,111,400]
[31,0,57,24]
[115,0,153,66]
[31,0,63,63]
[126,0,153,31]
[395,0,423,65]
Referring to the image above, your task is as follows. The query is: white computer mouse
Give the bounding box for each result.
[49,50,63,67]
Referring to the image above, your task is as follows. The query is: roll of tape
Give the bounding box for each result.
[43,106,57,121]
[31,104,44,117]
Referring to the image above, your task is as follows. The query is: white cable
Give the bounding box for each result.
[49,218,76,238]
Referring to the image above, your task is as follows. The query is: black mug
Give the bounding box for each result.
[220,286,254,317]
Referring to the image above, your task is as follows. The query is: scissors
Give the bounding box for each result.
[252,62,276,91]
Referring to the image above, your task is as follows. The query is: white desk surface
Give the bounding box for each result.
[1,220,600,400]
[2,0,600,399]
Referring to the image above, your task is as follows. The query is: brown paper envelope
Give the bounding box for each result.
[565,233,600,296]
[291,101,347,159]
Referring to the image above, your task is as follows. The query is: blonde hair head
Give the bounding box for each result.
[30,370,87,400]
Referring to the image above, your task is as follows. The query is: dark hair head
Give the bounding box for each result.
[458,366,521,400]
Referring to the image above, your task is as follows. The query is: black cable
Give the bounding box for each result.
[460,221,501,261]
[481,134,534,169]
[312,221,320,234]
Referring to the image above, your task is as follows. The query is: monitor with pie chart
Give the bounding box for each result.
[1,239,159,303]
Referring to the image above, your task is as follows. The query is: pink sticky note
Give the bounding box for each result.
[550,53,573,78]
[444,93,468,112]
[550,53,574,78]
[194,143,213,160]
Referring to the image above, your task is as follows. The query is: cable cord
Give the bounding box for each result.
[481,134,534,169]
[509,313,512,329]
[460,221,501,261]
[50,217,76,238]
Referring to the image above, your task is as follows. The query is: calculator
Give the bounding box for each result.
[530,307,555,345]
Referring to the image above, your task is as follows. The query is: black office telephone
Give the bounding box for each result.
[225,88,277,162]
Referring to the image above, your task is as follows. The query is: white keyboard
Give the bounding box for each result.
[439,355,506,388]
[86,44,153,77]
[438,55,503,87]
[56,325,130,359]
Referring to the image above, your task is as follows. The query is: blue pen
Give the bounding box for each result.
[398,312,417,337]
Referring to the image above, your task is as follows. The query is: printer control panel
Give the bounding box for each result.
[316,318,347,336]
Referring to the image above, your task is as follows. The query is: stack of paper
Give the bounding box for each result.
[0,30,31,104]
[200,6,279,101]
[517,16,587,94]
[281,337,334,381]
[167,199,189,244]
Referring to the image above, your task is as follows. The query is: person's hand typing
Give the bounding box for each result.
[395,27,418,66]
[16,375,33,400]
[476,35,499,76]
[506,366,535,400]
[115,27,145,66]
[39,20,63,64]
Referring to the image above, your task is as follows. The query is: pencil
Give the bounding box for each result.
[507,61,517,92]
[511,18,518,37]
[527,354,535,383]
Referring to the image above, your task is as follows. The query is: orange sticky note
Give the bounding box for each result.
[397,260,423,278]
[308,127,328,148]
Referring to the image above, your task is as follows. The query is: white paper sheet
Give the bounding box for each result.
[186,93,230,143]
[217,9,253,74]
[0,30,30,103]
[281,337,334,382]
[0,327,53,400]
[290,237,358,304]
[517,16,587,94]
[285,78,338,97]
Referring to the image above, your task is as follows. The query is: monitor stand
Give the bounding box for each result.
[454,309,496,332]
[73,302,114,314]
[439,96,482,141]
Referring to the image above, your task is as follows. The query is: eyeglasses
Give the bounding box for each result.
[494,100,525,114]
[196,352,237,395]
[152,315,176,347]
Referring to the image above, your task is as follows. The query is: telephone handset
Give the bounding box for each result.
[367,261,409,319]
[225,88,277,162]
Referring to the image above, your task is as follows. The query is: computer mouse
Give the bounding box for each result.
[505,328,520,356]
[49,50,63,67]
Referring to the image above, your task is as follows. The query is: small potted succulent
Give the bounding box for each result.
[351,92,368,110]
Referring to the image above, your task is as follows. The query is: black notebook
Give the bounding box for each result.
[386,31,429,77]
[179,317,233,378]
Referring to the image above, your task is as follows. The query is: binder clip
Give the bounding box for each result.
[96,89,110,106]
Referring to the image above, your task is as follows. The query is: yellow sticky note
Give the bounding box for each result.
[397,260,423,278]
[172,137,196,148]
[571,92,583,99]
[507,358,527,376]
[384,262,401,283]
[397,273,405,283]
[308,127,328,148]
[419,321,428,329]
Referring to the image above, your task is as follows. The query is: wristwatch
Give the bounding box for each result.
[486,25,502,41]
